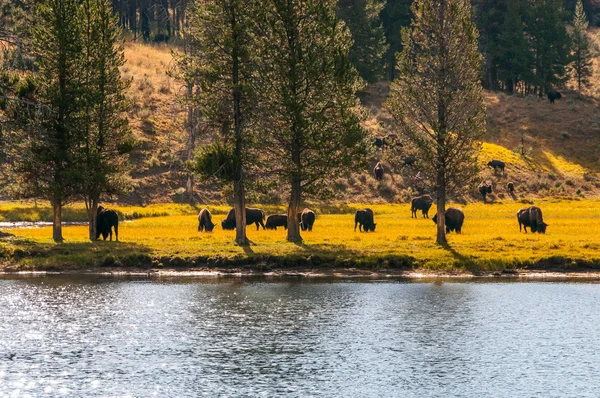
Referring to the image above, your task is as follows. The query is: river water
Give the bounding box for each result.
[0,275,599,397]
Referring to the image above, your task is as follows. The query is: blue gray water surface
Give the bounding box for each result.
[0,275,599,397]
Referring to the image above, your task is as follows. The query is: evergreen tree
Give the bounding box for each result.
[78,0,133,241]
[381,0,412,80]
[571,0,593,98]
[21,0,84,242]
[337,0,388,82]
[257,0,368,242]
[525,0,571,94]
[496,0,533,93]
[386,0,486,244]
[184,0,260,246]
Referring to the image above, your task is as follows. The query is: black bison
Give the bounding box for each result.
[411,195,434,218]
[197,208,215,232]
[547,90,562,103]
[487,159,505,174]
[266,214,288,230]
[300,208,316,231]
[432,207,464,234]
[507,182,515,194]
[374,137,384,149]
[374,162,384,180]
[373,135,403,149]
[96,206,119,241]
[479,182,492,202]
[403,156,416,167]
[221,207,266,230]
[354,208,376,232]
[153,33,170,43]
[517,206,548,234]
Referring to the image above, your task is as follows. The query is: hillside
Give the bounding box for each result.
[119,35,600,205]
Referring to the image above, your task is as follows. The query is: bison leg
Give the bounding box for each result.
[354,222,358,232]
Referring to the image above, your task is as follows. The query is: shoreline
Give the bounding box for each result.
[2,267,600,281]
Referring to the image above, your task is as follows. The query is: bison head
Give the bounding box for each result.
[221,219,235,230]
[537,222,548,234]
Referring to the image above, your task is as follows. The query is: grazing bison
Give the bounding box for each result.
[374,162,384,181]
[197,208,215,232]
[507,182,515,194]
[300,208,316,231]
[487,159,505,174]
[354,208,376,232]
[478,182,493,202]
[373,135,403,149]
[411,195,434,218]
[547,90,562,104]
[96,206,119,241]
[266,214,288,230]
[374,137,384,149]
[432,207,464,234]
[517,206,548,234]
[403,156,416,167]
[221,207,266,230]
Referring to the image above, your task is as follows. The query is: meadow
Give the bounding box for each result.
[2,199,600,273]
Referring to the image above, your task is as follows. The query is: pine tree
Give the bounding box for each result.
[78,0,133,241]
[337,0,388,82]
[571,0,593,98]
[257,0,368,242]
[525,0,571,94]
[183,0,260,246]
[22,0,84,242]
[381,0,412,80]
[496,0,533,94]
[386,0,486,244]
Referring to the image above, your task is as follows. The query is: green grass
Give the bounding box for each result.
[2,200,600,273]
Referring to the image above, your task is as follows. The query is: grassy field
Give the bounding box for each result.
[2,200,600,273]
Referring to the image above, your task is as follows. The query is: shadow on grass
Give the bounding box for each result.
[1,239,154,270]
[440,242,481,274]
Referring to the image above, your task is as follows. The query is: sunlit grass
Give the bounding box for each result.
[3,200,600,272]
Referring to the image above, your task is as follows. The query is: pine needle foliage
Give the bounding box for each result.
[386,0,486,244]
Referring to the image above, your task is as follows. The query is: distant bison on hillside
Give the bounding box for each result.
[411,195,434,219]
[96,206,119,241]
[547,90,562,104]
[487,159,505,174]
[432,207,464,234]
[517,206,548,234]
[478,182,493,202]
[265,214,287,230]
[354,208,376,232]
[221,207,265,230]
[507,182,515,194]
[374,162,384,180]
[197,208,215,232]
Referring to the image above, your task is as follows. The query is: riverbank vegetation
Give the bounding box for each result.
[2,200,600,274]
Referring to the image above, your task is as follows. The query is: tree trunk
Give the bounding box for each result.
[186,82,197,204]
[287,172,302,242]
[52,200,64,243]
[435,173,446,245]
[231,3,248,246]
[85,196,99,241]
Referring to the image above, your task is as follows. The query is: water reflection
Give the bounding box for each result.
[0,276,599,396]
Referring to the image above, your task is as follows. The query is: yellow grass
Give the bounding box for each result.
[3,201,600,272]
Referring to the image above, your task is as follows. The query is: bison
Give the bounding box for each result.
[507,182,515,194]
[411,195,434,218]
[374,162,384,181]
[547,90,562,104]
[432,207,464,234]
[96,206,119,241]
[487,159,505,174]
[197,208,215,232]
[300,208,316,231]
[221,207,266,230]
[354,208,376,232]
[479,182,493,202]
[517,206,548,234]
[266,214,288,230]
